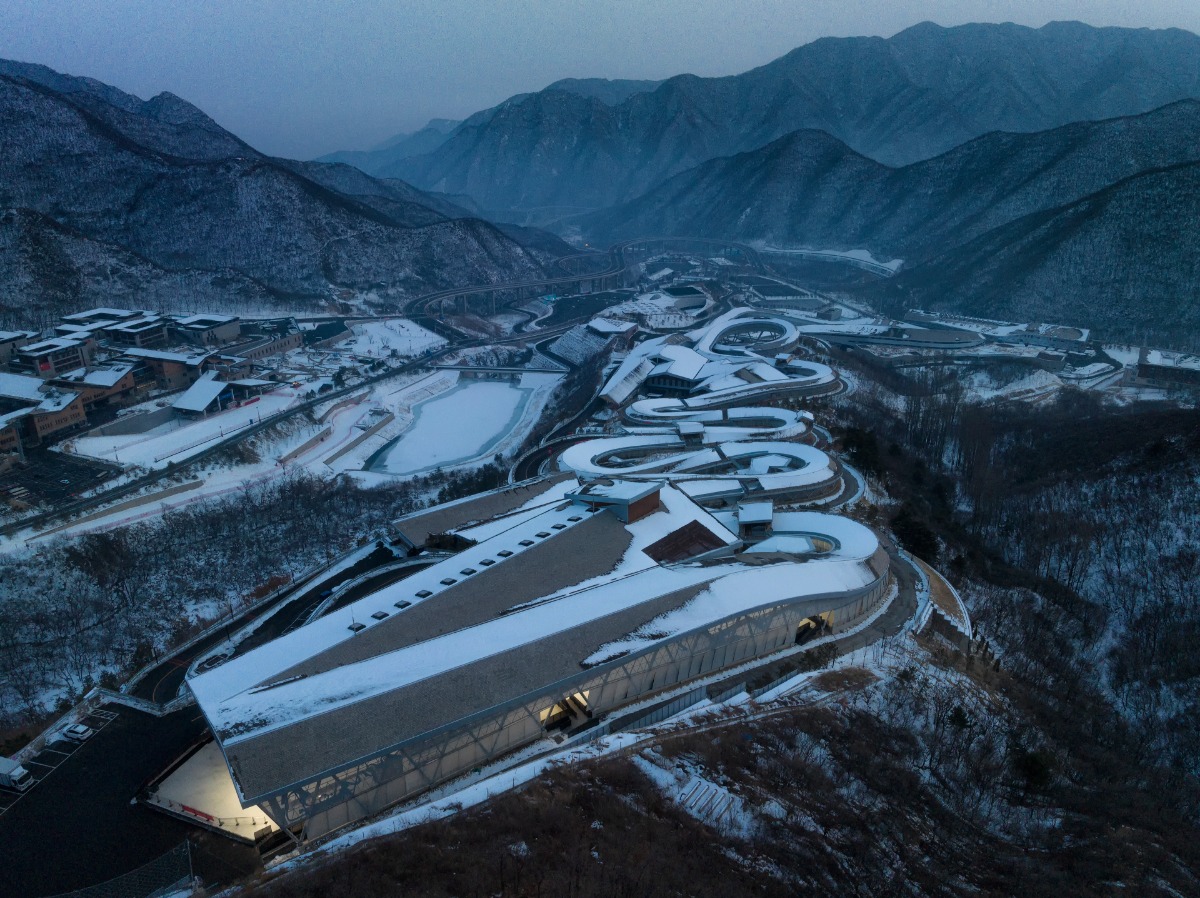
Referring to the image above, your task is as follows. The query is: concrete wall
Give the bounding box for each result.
[89,405,177,437]
[277,426,331,464]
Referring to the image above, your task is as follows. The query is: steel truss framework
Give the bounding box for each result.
[252,570,890,841]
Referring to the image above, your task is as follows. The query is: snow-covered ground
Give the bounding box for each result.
[348,371,562,479]
[757,244,904,273]
[633,752,756,838]
[349,320,446,357]
[961,369,1064,404]
[66,390,300,468]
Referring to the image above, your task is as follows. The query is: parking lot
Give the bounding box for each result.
[1,448,118,508]
[0,704,260,897]
[0,708,119,817]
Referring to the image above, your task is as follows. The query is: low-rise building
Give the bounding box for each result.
[120,348,214,391]
[172,371,234,417]
[1137,348,1200,389]
[748,283,824,312]
[59,307,142,329]
[0,372,86,445]
[0,330,38,366]
[14,336,95,378]
[52,363,139,410]
[102,315,171,349]
[172,314,242,347]
[0,409,29,458]
[223,331,303,363]
[29,391,86,442]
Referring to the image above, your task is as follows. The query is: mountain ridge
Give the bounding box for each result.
[317,77,664,178]
[576,99,1200,340]
[0,65,562,328]
[873,158,1200,340]
[387,21,1200,216]
[578,99,1200,257]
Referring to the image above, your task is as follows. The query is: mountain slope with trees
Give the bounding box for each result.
[389,21,1200,215]
[579,102,1200,341]
[872,161,1200,340]
[579,101,1200,255]
[317,78,662,179]
[0,64,560,328]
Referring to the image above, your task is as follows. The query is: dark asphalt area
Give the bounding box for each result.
[1,449,117,507]
[0,545,412,896]
[0,706,260,898]
[512,437,587,482]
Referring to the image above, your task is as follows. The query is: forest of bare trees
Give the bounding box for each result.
[829,352,1200,811]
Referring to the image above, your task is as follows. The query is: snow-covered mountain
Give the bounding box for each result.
[579,101,1200,341]
[874,159,1200,341]
[386,21,1200,216]
[0,62,562,328]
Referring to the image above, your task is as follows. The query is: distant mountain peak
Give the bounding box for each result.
[141,91,229,130]
[387,20,1200,216]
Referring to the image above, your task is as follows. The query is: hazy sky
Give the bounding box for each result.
[1,1,1197,159]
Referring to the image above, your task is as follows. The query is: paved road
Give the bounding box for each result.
[837,536,920,652]
[0,705,259,898]
[511,435,590,483]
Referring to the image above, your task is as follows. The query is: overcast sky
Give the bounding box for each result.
[1,0,1197,159]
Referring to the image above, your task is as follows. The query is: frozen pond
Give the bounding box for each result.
[369,379,537,475]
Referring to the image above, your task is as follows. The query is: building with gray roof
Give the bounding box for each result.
[189,478,890,843]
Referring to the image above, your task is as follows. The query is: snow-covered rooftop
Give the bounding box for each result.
[122,347,213,364]
[175,314,239,326]
[172,372,228,412]
[19,337,84,354]
[587,317,635,336]
[737,501,773,525]
[1142,350,1200,371]
[571,479,661,503]
[54,364,135,388]
[61,307,137,322]
[35,388,78,412]
[0,407,33,428]
[0,372,47,402]
[189,477,880,804]
[105,321,163,337]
